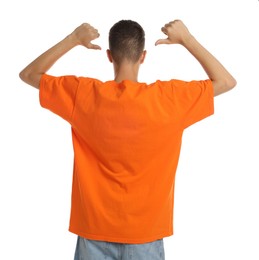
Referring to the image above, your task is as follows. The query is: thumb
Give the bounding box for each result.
[155,38,170,46]
[87,43,102,50]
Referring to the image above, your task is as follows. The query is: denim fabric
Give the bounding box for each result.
[74,236,165,260]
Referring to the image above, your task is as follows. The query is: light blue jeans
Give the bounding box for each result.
[74,236,165,260]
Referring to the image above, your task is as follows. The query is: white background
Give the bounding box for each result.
[1,0,259,259]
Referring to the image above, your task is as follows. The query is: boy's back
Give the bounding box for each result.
[40,74,213,243]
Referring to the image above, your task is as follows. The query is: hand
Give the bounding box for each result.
[71,23,101,50]
[155,20,192,46]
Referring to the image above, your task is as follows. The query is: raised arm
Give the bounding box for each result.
[19,23,101,89]
[155,20,237,96]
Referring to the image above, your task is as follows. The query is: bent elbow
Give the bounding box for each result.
[213,77,237,96]
[227,77,237,90]
[19,69,28,83]
[19,69,41,89]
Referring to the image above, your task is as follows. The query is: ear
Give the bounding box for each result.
[106,49,113,63]
[140,50,147,64]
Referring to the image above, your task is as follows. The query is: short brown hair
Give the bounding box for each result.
[109,20,145,65]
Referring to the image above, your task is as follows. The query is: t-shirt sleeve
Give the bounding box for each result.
[170,79,214,129]
[39,74,79,123]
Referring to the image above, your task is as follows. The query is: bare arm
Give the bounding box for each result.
[19,23,101,89]
[155,20,237,96]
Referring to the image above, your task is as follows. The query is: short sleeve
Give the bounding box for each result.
[39,74,79,123]
[170,79,214,129]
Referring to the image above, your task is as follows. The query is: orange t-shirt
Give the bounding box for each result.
[39,74,214,244]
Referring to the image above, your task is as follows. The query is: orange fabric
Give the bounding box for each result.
[39,74,214,243]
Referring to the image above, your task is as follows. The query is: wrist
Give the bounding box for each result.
[65,33,80,47]
[181,34,196,47]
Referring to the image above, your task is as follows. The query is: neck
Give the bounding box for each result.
[113,61,140,83]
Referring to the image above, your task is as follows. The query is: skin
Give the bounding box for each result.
[19,20,236,96]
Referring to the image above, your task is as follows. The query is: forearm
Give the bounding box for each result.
[19,34,78,89]
[182,35,237,96]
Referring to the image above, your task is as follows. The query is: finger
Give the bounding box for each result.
[90,29,99,36]
[155,39,170,46]
[161,27,168,35]
[91,32,100,40]
[87,43,102,50]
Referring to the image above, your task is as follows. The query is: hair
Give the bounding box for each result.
[109,20,145,65]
